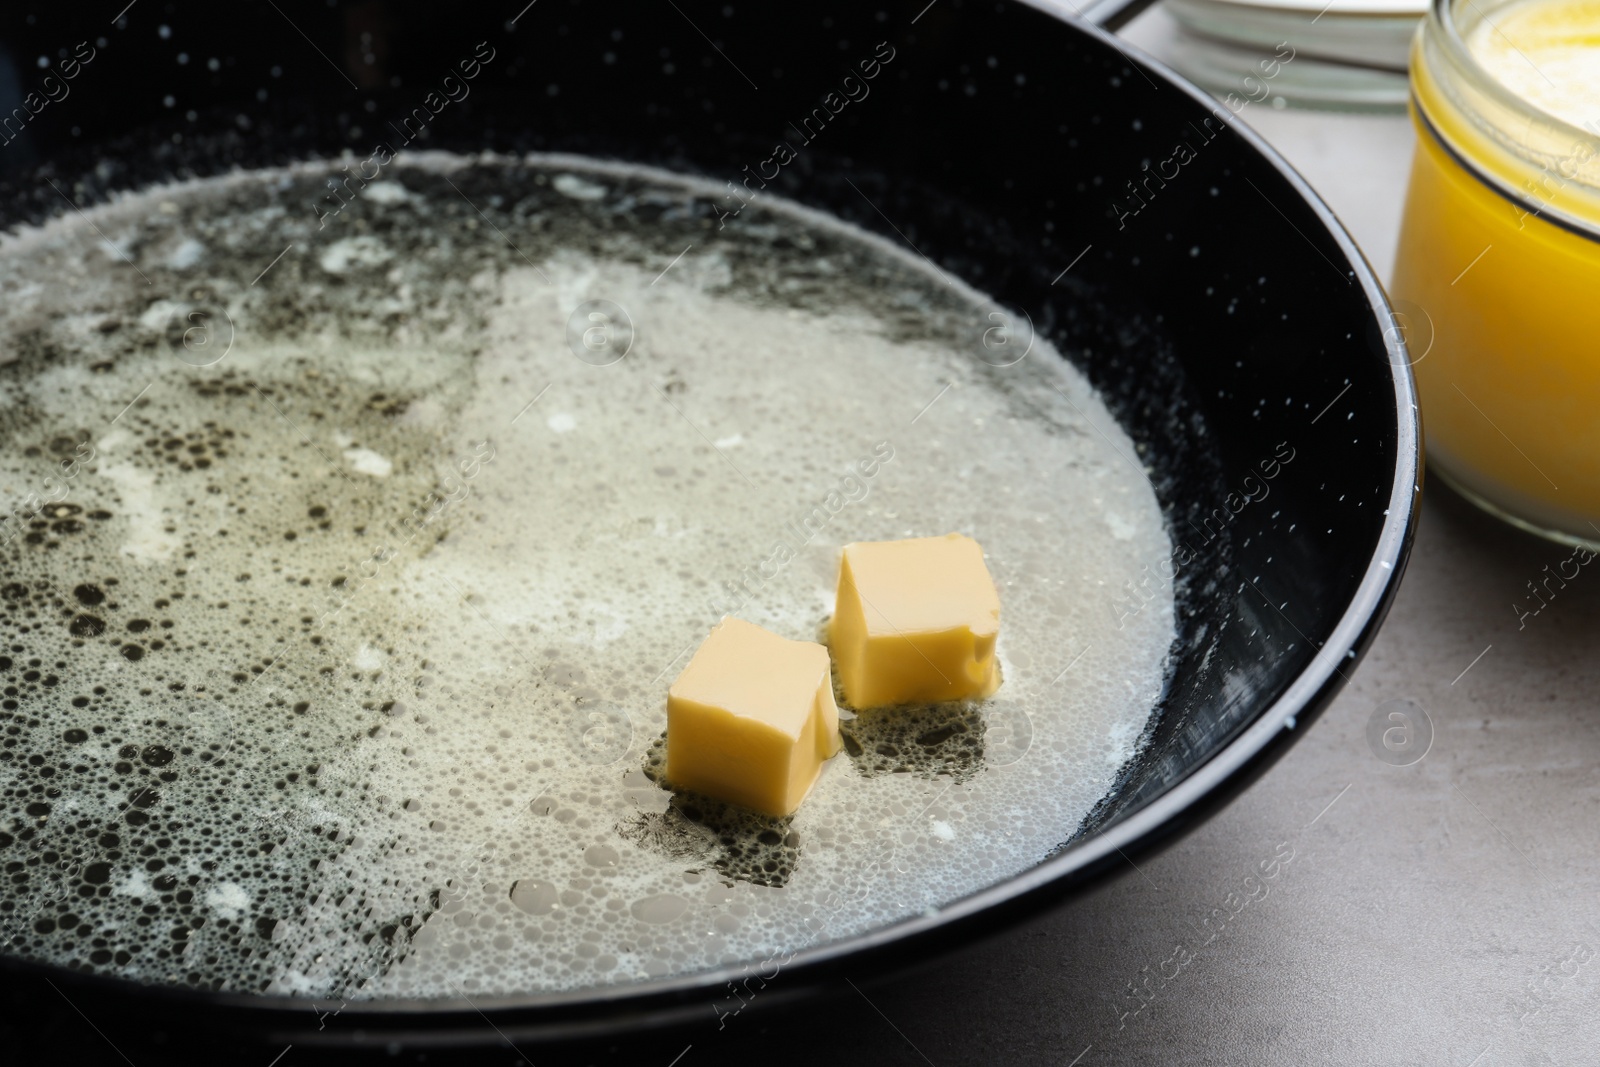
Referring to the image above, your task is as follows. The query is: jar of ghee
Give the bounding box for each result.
[1391,0,1600,545]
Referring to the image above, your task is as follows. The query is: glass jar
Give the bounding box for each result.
[1391,0,1600,546]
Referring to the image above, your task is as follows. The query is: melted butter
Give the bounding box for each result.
[1467,0,1600,131]
[0,154,1175,999]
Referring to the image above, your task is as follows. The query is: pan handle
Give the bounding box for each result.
[1029,0,1163,32]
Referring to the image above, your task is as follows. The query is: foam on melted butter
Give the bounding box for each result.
[0,154,1175,998]
[1467,0,1600,131]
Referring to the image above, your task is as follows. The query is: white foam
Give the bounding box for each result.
[205,881,251,921]
[0,153,1175,1003]
[342,447,393,477]
[319,235,393,273]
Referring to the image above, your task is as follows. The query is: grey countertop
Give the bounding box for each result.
[691,19,1600,1067]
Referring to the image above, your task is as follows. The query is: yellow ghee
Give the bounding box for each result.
[1392,0,1600,541]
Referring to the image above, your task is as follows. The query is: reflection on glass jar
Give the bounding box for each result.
[1391,0,1600,545]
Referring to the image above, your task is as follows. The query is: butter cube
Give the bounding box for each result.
[830,534,1002,708]
[666,617,841,817]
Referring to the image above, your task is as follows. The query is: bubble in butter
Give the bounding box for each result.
[0,152,1175,999]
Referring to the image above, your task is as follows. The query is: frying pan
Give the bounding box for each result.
[0,0,1418,1057]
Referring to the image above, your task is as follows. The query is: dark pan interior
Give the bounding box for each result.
[0,0,1411,1044]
